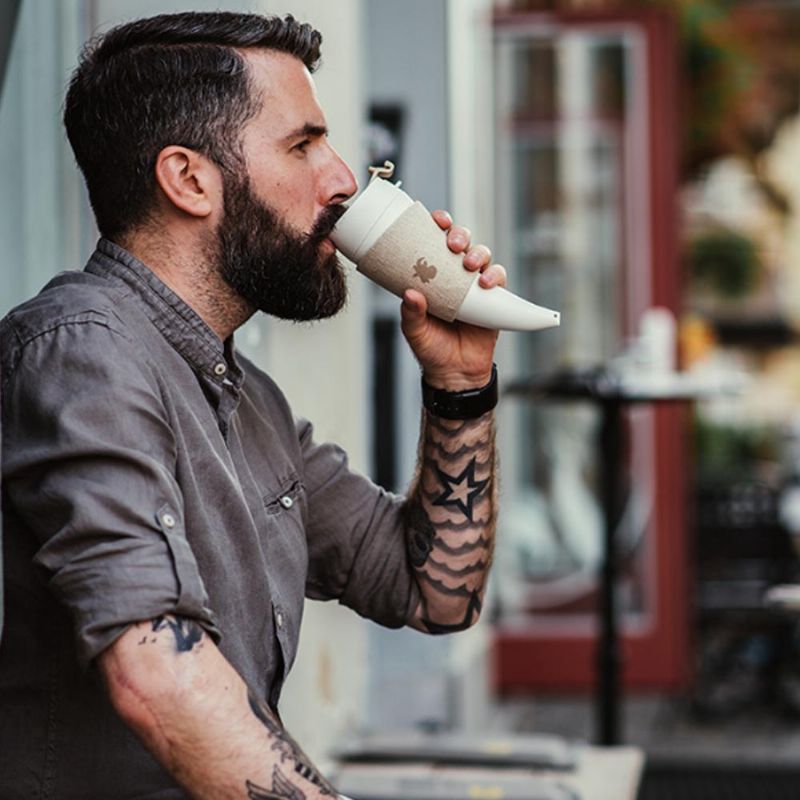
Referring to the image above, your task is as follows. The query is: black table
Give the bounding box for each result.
[506,366,738,745]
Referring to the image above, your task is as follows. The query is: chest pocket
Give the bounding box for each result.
[263,476,306,520]
[261,475,309,570]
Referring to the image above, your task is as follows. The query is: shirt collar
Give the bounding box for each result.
[85,238,244,389]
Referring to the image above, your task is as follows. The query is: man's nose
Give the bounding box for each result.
[321,145,358,206]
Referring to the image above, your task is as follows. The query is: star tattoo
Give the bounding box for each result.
[433,458,489,522]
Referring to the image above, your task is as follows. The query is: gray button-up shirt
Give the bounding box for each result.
[0,239,418,799]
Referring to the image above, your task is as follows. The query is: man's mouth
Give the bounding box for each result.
[311,204,347,242]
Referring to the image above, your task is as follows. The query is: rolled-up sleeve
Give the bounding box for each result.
[2,315,218,664]
[299,418,420,628]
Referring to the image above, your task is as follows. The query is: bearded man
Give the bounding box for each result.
[0,11,503,799]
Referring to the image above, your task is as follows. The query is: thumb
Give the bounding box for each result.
[400,289,428,340]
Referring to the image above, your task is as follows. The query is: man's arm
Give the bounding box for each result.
[99,615,339,800]
[400,211,502,634]
[405,408,495,633]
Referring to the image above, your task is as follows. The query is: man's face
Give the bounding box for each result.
[213,170,347,321]
[212,49,357,320]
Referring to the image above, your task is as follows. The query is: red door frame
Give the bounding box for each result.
[492,7,688,692]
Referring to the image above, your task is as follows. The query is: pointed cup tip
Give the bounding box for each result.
[457,283,561,331]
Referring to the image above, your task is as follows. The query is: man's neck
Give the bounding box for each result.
[119,229,254,341]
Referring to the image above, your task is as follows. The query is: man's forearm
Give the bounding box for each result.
[100,616,338,799]
[406,409,496,633]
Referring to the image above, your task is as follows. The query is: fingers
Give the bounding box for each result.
[446,225,471,254]
[478,263,508,289]
[463,244,492,271]
[431,209,506,288]
[460,241,506,290]
[431,209,453,231]
[432,210,472,254]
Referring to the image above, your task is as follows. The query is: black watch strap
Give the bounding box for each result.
[421,364,498,420]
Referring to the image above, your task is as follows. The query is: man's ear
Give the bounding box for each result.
[154,146,220,218]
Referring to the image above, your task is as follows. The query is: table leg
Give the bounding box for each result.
[597,400,623,745]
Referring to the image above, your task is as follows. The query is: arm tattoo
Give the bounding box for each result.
[406,410,496,633]
[422,591,483,635]
[246,768,306,800]
[427,555,488,578]
[140,616,204,653]
[429,458,489,523]
[247,689,337,797]
[434,532,491,553]
[406,500,436,568]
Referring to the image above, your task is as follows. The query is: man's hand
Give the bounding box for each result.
[400,210,506,391]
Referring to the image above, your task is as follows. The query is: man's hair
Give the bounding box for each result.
[64,11,322,239]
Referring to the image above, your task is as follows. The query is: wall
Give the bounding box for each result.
[364,0,497,733]
[363,0,452,731]
[0,0,89,317]
[444,0,497,732]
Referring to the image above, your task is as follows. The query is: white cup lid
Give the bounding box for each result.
[331,178,413,262]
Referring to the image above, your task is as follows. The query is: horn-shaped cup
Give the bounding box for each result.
[330,176,560,332]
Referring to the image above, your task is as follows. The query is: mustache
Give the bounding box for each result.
[309,204,347,243]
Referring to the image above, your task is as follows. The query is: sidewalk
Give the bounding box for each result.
[494,692,800,765]
[493,693,800,799]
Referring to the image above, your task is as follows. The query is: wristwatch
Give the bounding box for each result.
[421,364,498,420]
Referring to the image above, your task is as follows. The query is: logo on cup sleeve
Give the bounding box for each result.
[413,257,438,284]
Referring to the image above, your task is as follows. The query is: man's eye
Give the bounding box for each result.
[293,139,310,154]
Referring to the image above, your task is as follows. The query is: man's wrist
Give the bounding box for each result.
[421,364,498,420]
[421,367,494,392]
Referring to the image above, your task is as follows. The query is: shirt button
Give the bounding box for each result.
[280,495,294,509]
[213,362,227,377]
[161,513,176,529]
[276,611,285,629]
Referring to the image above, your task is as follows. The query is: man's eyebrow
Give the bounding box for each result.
[283,123,328,142]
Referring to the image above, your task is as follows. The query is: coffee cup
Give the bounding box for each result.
[330,165,560,332]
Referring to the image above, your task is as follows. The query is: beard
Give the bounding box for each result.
[213,172,348,322]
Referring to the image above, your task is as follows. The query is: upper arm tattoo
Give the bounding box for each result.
[151,616,204,652]
[136,615,205,654]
